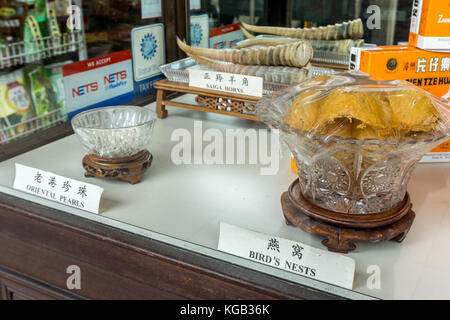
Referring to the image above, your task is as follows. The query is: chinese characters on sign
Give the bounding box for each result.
[404,56,450,88]
[189,69,263,98]
[267,238,280,252]
[416,57,450,73]
[13,164,104,214]
[218,222,355,289]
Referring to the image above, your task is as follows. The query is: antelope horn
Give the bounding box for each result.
[241,18,364,40]
[177,36,226,61]
[236,37,298,49]
[240,26,256,39]
[237,37,365,53]
[185,52,231,72]
[240,21,296,37]
[186,52,312,85]
[177,37,313,67]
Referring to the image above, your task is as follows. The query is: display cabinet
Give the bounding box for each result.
[0,0,449,301]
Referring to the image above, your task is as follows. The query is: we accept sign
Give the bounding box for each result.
[63,50,134,118]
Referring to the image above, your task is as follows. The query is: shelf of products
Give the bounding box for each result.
[0,61,71,145]
[0,0,86,146]
[0,31,84,69]
[0,108,66,144]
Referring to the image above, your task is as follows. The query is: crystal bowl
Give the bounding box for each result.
[71,106,157,159]
[256,72,449,215]
[281,131,445,214]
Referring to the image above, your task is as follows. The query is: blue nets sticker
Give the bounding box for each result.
[191,23,203,46]
[140,33,158,60]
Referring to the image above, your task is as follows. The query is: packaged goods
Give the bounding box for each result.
[0,1,28,44]
[29,0,49,37]
[49,0,71,18]
[349,45,450,162]
[24,64,58,125]
[47,5,60,37]
[45,60,71,114]
[23,0,49,56]
[0,68,34,139]
[257,72,449,214]
[409,0,450,50]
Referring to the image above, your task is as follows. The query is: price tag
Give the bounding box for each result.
[13,164,104,214]
[218,222,355,289]
[189,69,263,97]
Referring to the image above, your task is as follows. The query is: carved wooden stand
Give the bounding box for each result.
[82,150,153,185]
[281,179,416,253]
[154,79,260,121]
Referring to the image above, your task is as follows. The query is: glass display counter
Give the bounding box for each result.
[0,0,448,302]
[1,95,449,300]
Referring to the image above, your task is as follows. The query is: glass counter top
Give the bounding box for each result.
[0,95,449,300]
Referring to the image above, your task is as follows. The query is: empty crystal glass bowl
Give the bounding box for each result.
[71,106,157,159]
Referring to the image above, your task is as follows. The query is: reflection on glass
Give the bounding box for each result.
[193,0,414,46]
[292,0,412,45]
[190,0,268,49]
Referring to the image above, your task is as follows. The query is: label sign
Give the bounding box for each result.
[189,69,263,97]
[63,50,134,119]
[218,222,355,289]
[13,164,104,214]
[420,152,450,163]
[131,23,165,97]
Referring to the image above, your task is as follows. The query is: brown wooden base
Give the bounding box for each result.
[82,150,153,185]
[154,79,260,121]
[281,179,415,253]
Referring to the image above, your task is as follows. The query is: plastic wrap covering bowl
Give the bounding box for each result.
[71,106,157,159]
[257,71,449,214]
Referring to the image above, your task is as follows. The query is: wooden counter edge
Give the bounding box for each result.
[0,191,345,300]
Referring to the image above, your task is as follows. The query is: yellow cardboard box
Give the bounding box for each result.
[409,0,450,51]
[348,45,449,162]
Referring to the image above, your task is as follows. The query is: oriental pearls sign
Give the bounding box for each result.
[13,164,104,214]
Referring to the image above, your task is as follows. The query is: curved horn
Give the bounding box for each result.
[241,21,300,38]
[241,18,364,40]
[185,52,232,73]
[240,26,256,39]
[177,37,233,61]
[236,37,297,49]
[177,37,313,67]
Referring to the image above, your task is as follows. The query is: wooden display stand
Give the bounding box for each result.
[83,150,153,185]
[154,79,261,121]
[281,179,416,253]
